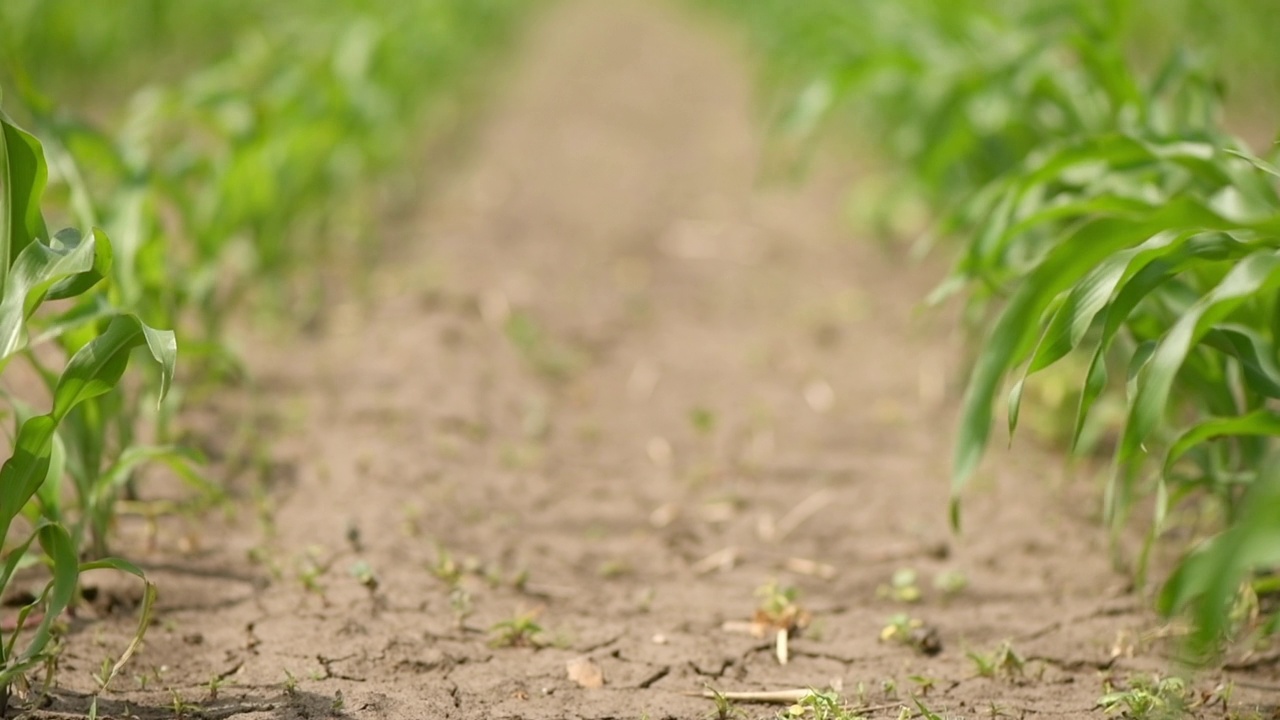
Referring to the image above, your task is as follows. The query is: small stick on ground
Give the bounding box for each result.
[772,491,833,542]
[687,688,902,713]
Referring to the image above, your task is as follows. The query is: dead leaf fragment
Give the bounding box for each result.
[566,656,605,688]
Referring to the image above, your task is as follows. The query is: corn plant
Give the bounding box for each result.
[704,0,1280,658]
[2,98,166,712]
[0,0,535,706]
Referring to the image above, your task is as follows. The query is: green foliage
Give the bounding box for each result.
[489,611,545,648]
[1097,675,1189,719]
[0,104,164,713]
[704,0,1280,660]
[0,0,534,707]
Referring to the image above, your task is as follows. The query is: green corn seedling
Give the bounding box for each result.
[1,99,169,712]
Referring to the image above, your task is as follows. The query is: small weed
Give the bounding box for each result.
[689,407,717,435]
[754,580,810,632]
[489,610,545,648]
[448,587,473,628]
[510,568,531,592]
[247,546,284,580]
[910,697,945,720]
[1097,675,1189,719]
[932,569,968,597]
[877,568,921,603]
[598,559,632,578]
[504,311,584,382]
[967,641,1024,679]
[350,560,379,592]
[500,442,545,470]
[780,689,865,720]
[282,669,299,696]
[880,614,942,655]
[431,546,464,585]
[984,701,1017,719]
[705,686,745,720]
[170,691,200,718]
[297,546,333,598]
[206,672,233,700]
[908,675,936,696]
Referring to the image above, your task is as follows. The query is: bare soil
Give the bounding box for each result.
[28,2,1280,718]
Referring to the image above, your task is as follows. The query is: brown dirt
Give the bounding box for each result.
[26,2,1280,718]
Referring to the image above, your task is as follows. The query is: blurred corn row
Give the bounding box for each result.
[0,0,532,704]
[703,0,1280,659]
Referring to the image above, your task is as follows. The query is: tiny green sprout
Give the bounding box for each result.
[510,567,530,592]
[879,614,942,655]
[431,546,463,585]
[1097,675,1189,719]
[911,697,945,720]
[206,672,232,700]
[170,691,199,718]
[753,580,811,634]
[94,658,113,690]
[483,562,505,587]
[933,569,968,596]
[908,675,936,696]
[297,546,332,597]
[332,690,345,712]
[985,701,1016,719]
[756,580,800,618]
[282,669,299,696]
[489,611,545,648]
[967,641,1024,680]
[350,560,379,592]
[449,586,473,627]
[877,568,921,603]
[598,558,632,578]
[880,678,898,699]
[690,407,717,435]
[778,689,865,720]
[705,686,744,720]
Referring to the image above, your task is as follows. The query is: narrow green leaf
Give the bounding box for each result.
[1158,459,1280,659]
[1200,325,1280,399]
[21,524,78,660]
[100,445,216,500]
[0,314,175,543]
[79,557,157,690]
[45,227,113,301]
[1163,410,1280,477]
[0,228,100,362]
[0,110,51,285]
[1121,252,1280,461]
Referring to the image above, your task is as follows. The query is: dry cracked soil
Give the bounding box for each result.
[23,2,1280,719]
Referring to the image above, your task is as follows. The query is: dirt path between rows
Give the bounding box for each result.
[39,2,1280,718]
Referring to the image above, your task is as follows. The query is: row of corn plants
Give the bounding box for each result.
[701,0,1280,660]
[0,0,533,711]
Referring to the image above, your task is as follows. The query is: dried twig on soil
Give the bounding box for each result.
[784,557,837,579]
[688,688,901,713]
[769,490,833,542]
[692,547,738,575]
